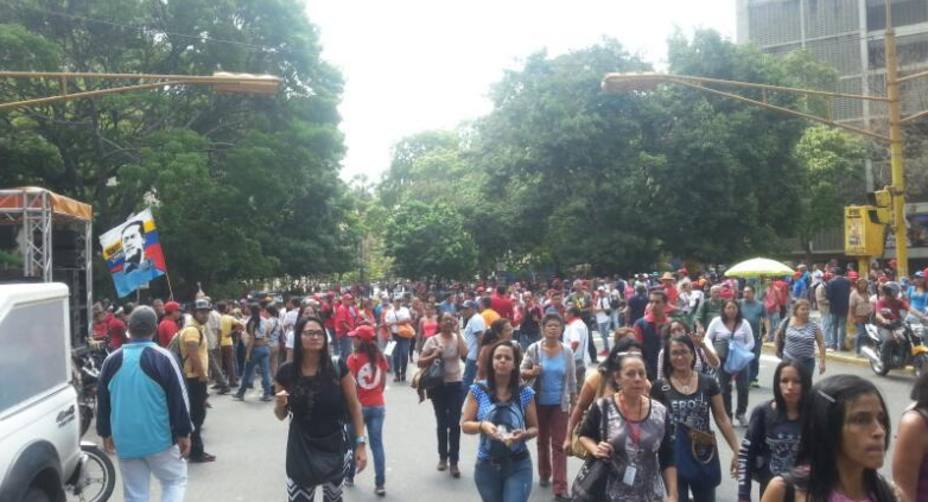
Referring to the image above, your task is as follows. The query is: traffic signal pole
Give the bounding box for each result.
[884,1,909,278]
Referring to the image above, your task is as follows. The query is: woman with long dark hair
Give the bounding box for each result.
[762,374,897,502]
[477,318,514,380]
[706,300,755,426]
[346,324,388,496]
[892,369,928,502]
[656,319,720,380]
[234,303,273,401]
[273,316,368,502]
[462,340,539,502]
[653,334,740,502]
[737,360,810,501]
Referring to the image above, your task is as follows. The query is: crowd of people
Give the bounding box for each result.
[89,261,928,502]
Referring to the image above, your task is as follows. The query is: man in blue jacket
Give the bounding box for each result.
[97,305,192,502]
[826,267,853,351]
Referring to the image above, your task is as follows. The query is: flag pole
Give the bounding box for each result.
[165,272,175,301]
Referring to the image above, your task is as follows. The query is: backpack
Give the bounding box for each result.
[477,383,527,463]
[168,325,204,368]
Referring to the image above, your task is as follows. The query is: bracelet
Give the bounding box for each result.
[355,435,367,446]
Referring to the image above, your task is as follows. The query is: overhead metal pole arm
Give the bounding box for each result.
[0,71,282,111]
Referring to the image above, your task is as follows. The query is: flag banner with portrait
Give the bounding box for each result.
[99,208,168,297]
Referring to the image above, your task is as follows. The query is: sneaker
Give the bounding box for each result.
[189,452,216,463]
[217,387,231,395]
[737,413,748,427]
[260,395,273,402]
[232,394,244,401]
[375,486,386,497]
[826,347,835,353]
[449,464,461,478]
[750,380,760,389]
[437,460,448,471]
[539,479,550,488]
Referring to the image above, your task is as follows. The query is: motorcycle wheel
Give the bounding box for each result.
[67,445,116,502]
[870,354,891,376]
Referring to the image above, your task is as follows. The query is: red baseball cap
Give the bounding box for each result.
[348,324,376,341]
[164,301,181,314]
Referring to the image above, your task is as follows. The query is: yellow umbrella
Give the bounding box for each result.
[724,257,794,278]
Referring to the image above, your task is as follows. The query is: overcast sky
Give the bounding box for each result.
[303,1,736,182]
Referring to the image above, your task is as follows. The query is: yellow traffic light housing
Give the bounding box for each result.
[845,205,886,256]
[866,189,894,224]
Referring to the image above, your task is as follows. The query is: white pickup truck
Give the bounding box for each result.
[0,283,113,502]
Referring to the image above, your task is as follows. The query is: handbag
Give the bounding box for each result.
[568,369,609,459]
[285,425,350,487]
[419,357,444,390]
[724,336,755,374]
[570,399,610,502]
[674,422,721,488]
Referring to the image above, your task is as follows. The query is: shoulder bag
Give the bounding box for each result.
[724,330,755,374]
[568,369,608,459]
[674,421,721,489]
[570,398,611,502]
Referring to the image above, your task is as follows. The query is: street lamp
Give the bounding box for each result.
[0,71,282,111]
[603,2,928,278]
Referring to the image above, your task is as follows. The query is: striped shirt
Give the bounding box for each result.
[783,321,821,361]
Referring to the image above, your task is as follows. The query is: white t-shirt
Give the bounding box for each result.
[563,318,591,366]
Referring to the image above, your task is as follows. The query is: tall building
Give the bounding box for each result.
[737,0,928,260]
[737,0,928,185]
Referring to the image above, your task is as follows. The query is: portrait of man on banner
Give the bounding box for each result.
[100,208,168,297]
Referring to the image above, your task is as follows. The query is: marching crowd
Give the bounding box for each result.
[91,263,928,502]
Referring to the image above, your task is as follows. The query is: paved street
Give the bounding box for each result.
[93,351,920,502]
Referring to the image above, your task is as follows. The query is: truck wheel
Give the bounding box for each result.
[23,487,51,502]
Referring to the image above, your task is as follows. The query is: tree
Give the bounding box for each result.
[384,200,477,280]
[0,0,356,298]
[793,126,868,255]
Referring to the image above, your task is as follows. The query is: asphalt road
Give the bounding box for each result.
[92,350,919,502]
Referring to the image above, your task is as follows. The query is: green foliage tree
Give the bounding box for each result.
[793,126,868,254]
[384,200,477,280]
[0,0,356,298]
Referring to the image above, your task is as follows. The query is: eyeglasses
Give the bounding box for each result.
[670,350,692,358]
[302,329,326,338]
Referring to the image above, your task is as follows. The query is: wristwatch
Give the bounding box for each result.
[355,435,368,446]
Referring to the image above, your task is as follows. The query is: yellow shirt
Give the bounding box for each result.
[180,320,208,379]
[481,308,501,328]
[219,314,236,347]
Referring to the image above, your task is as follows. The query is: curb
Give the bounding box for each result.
[760,342,870,368]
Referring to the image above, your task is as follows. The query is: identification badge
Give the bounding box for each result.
[623,464,637,486]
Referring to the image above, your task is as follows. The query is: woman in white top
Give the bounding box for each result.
[706,300,754,427]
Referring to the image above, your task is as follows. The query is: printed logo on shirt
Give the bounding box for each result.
[356,362,383,391]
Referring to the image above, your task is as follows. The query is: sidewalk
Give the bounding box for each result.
[760,341,869,367]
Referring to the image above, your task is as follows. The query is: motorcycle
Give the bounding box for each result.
[67,344,116,502]
[861,318,928,377]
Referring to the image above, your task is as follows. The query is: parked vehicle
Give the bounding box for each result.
[0,283,114,502]
[861,318,928,377]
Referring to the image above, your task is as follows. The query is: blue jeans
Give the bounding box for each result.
[749,329,763,382]
[391,336,411,378]
[236,344,271,397]
[821,310,833,347]
[363,406,386,487]
[474,456,533,502]
[677,476,715,502]
[336,336,353,363]
[829,313,847,351]
[855,322,868,354]
[463,358,478,389]
[596,321,611,352]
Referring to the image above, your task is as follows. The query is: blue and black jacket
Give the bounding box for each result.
[96,339,192,459]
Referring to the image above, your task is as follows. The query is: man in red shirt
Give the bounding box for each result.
[335,293,358,362]
[157,301,182,347]
[490,285,514,320]
[107,307,129,350]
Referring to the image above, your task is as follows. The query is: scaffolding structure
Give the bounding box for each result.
[0,187,93,346]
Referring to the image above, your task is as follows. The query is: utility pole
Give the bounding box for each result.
[884,0,909,277]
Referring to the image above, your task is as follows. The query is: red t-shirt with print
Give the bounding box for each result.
[346,352,388,407]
